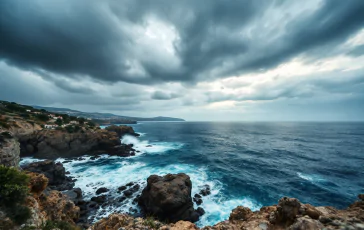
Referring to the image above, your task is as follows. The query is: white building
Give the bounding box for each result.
[44,124,58,129]
[70,121,79,124]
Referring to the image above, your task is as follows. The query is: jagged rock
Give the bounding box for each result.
[22,160,74,191]
[359,194,364,201]
[229,206,253,221]
[199,185,211,196]
[91,195,107,204]
[105,125,140,138]
[271,197,302,226]
[17,129,133,159]
[196,207,205,216]
[118,185,127,191]
[138,173,201,222]
[96,187,109,195]
[90,213,163,230]
[194,194,203,205]
[0,136,20,167]
[303,203,322,220]
[27,172,49,196]
[165,220,199,230]
[38,190,80,224]
[289,216,324,230]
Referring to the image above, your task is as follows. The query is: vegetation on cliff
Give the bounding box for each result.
[0,165,31,225]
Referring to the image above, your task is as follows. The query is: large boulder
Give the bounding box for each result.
[138,173,200,223]
[270,197,322,227]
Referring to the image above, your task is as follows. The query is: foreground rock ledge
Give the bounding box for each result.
[93,194,364,230]
[138,173,201,223]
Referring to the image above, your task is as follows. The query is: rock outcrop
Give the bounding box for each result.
[0,134,20,167]
[90,193,364,230]
[105,125,140,138]
[22,160,75,191]
[18,129,135,159]
[0,171,80,229]
[138,173,201,223]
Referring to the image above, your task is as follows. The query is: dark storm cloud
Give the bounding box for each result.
[151,91,180,100]
[2,0,363,87]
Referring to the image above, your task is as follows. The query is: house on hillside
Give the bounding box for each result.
[44,124,58,129]
[52,116,63,120]
[26,109,31,112]
[70,121,79,125]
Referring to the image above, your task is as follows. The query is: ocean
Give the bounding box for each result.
[21,122,364,227]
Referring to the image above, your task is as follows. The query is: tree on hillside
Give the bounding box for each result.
[55,118,63,126]
[36,114,49,122]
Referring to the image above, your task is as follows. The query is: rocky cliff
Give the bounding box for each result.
[18,129,127,159]
[0,134,20,167]
[0,119,138,166]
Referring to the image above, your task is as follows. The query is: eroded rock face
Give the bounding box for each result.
[138,173,200,223]
[38,190,80,224]
[0,136,20,167]
[105,125,140,138]
[22,160,74,191]
[18,129,134,159]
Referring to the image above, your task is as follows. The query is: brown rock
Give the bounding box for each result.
[27,172,48,196]
[229,206,253,221]
[303,204,322,220]
[271,197,302,226]
[289,216,324,230]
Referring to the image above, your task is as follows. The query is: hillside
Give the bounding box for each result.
[33,105,186,122]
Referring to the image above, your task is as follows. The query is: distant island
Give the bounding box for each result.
[32,105,185,124]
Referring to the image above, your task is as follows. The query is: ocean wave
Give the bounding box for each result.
[121,135,183,155]
[297,172,325,182]
[19,157,46,166]
[59,156,260,227]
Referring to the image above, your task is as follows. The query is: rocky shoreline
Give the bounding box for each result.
[1,117,364,229]
[13,158,364,230]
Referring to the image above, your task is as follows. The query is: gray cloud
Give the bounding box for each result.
[206,70,364,103]
[151,91,180,100]
[348,44,364,57]
[1,0,364,121]
[1,0,363,86]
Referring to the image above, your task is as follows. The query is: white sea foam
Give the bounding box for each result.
[59,155,261,227]
[19,157,46,166]
[121,135,183,155]
[297,172,325,182]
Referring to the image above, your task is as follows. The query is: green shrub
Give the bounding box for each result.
[143,216,160,229]
[41,220,79,230]
[0,166,31,225]
[6,205,32,225]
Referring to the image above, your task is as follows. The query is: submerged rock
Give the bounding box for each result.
[199,184,211,196]
[138,173,201,223]
[96,187,109,195]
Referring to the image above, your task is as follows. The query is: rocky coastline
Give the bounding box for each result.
[1,155,364,229]
[1,108,364,229]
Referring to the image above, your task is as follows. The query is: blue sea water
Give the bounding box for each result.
[21,122,364,227]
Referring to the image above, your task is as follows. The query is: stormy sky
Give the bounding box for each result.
[1,0,364,121]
